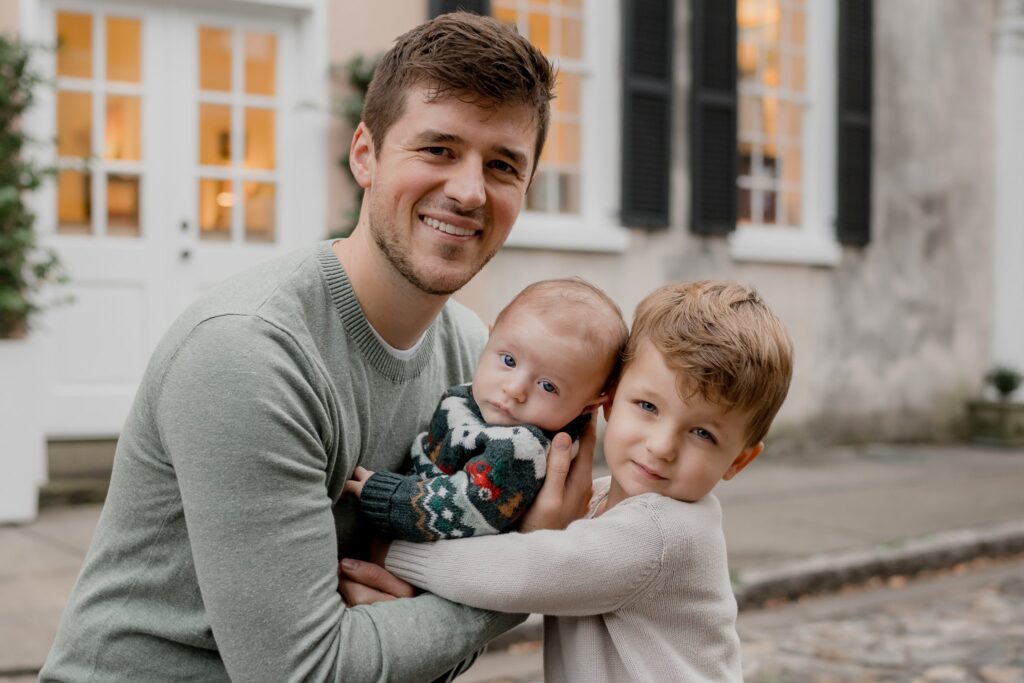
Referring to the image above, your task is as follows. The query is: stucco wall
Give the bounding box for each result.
[460,0,998,445]
[0,2,19,34]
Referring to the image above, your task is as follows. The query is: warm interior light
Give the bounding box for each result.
[216,192,235,208]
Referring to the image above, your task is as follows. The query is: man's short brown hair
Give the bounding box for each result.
[624,281,793,447]
[363,12,556,172]
[494,278,629,393]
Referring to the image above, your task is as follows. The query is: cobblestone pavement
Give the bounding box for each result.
[460,555,1024,683]
[740,555,1024,683]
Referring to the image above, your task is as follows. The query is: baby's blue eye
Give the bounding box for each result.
[501,354,516,368]
[637,400,657,413]
[540,380,557,394]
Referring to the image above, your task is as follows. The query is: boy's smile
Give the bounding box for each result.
[602,342,763,510]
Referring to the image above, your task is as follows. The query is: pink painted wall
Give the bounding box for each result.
[0,2,20,35]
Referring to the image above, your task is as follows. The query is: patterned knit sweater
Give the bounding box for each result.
[359,384,552,541]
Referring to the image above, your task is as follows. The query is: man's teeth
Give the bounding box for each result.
[423,216,476,236]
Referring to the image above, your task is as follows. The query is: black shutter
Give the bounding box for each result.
[429,0,490,17]
[620,0,673,229]
[836,0,873,246]
[689,0,737,236]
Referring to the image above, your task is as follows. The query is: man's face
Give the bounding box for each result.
[355,85,538,296]
[603,342,763,508]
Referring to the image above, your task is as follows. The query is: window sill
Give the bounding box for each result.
[503,213,629,253]
[728,225,841,266]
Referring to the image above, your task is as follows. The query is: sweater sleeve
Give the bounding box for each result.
[359,424,549,541]
[159,317,522,683]
[386,496,671,616]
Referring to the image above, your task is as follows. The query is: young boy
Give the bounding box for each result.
[377,281,793,682]
[345,278,629,541]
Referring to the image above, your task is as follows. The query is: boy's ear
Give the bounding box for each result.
[349,122,375,189]
[583,393,609,415]
[722,441,764,481]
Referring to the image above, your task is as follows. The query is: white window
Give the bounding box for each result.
[491,0,626,252]
[730,0,840,265]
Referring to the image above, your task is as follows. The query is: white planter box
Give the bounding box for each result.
[0,333,45,524]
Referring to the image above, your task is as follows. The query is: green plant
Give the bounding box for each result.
[0,35,64,339]
[329,53,379,238]
[986,365,1023,401]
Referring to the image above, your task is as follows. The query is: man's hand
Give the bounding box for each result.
[337,558,416,606]
[519,418,596,533]
[343,466,374,498]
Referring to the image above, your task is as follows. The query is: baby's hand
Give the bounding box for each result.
[344,466,374,498]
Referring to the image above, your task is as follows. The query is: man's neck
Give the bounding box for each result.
[332,233,449,350]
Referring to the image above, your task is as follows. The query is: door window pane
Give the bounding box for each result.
[245,33,276,96]
[244,108,275,169]
[199,27,232,91]
[58,170,92,234]
[57,91,92,158]
[244,182,275,242]
[57,12,92,78]
[106,17,141,83]
[200,104,232,165]
[105,96,141,160]
[199,178,233,239]
[107,174,141,236]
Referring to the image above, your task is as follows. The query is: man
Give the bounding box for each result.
[42,13,592,682]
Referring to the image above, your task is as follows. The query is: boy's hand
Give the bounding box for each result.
[519,419,596,533]
[343,466,374,498]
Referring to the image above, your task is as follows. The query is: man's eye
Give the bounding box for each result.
[423,147,449,157]
[637,400,657,413]
[501,354,516,368]
[489,159,518,175]
[539,380,558,394]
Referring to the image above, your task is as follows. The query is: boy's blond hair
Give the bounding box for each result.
[494,278,629,392]
[624,281,793,446]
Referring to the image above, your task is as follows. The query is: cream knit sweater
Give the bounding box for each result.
[387,477,743,682]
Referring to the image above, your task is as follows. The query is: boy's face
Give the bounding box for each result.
[472,307,608,433]
[603,342,763,508]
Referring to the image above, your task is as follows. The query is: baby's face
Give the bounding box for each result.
[472,309,608,432]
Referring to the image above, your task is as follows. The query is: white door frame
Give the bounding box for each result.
[19,0,329,437]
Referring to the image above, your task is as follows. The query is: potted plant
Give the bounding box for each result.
[0,35,64,523]
[967,365,1024,447]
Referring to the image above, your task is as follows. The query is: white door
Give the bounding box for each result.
[36,1,306,437]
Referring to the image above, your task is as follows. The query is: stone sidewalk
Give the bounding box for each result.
[2,442,1023,678]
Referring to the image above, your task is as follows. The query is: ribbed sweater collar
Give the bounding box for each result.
[317,242,438,383]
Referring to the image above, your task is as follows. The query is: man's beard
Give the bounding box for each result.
[368,206,496,297]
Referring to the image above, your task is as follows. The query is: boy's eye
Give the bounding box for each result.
[501,353,516,368]
[692,427,716,443]
[539,380,558,394]
[637,400,657,414]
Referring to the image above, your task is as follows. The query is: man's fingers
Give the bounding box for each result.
[545,432,574,483]
[338,577,398,606]
[343,479,362,497]
[338,558,415,599]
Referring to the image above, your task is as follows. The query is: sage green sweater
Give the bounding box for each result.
[41,241,523,682]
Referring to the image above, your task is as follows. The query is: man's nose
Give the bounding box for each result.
[445,159,486,210]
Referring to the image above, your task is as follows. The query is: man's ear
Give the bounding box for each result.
[349,122,375,190]
[722,441,764,481]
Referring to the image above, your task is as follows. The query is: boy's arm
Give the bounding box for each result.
[385,496,677,616]
[357,425,549,541]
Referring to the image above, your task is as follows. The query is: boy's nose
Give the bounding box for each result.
[646,431,676,461]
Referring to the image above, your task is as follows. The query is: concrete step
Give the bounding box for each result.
[39,439,116,508]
